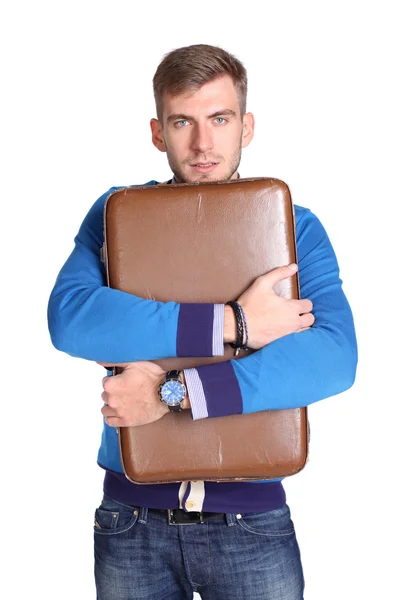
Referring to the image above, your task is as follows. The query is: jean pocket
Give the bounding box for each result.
[237,504,295,537]
[93,495,138,536]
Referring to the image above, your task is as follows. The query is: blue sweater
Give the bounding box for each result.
[48,180,357,513]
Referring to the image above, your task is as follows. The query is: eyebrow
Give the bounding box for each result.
[166,109,237,123]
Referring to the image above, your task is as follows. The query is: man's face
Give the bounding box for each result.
[150,75,254,183]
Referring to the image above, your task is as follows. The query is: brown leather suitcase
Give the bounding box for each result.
[102,177,309,484]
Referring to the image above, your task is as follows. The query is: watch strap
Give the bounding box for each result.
[168,403,183,413]
[166,370,181,380]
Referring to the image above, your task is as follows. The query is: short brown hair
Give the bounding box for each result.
[153,44,248,121]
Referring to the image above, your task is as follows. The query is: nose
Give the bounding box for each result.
[191,123,214,154]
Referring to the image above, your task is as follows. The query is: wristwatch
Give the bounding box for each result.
[158,370,187,412]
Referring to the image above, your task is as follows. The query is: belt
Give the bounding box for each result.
[149,508,225,525]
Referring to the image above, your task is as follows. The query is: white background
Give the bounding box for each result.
[2,1,398,599]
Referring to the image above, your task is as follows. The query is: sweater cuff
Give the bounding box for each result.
[177,304,224,357]
[184,361,243,420]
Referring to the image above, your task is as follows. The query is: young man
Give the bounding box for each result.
[48,44,357,599]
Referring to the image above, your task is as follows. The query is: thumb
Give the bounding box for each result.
[264,263,298,287]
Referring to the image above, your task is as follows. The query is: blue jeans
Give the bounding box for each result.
[94,494,305,599]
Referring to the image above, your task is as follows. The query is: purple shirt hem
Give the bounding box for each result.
[102,467,286,513]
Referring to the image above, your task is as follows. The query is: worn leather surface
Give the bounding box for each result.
[103,177,308,484]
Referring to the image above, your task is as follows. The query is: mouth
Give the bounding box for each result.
[190,162,219,174]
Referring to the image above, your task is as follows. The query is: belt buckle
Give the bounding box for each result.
[167,509,205,525]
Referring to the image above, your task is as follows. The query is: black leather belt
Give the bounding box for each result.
[150,508,225,525]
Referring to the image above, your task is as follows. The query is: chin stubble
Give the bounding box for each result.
[167,148,242,184]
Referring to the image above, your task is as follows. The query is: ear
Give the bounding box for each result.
[241,112,255,148]
[150,118,167,152]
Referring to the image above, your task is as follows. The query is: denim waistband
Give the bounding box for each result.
[133,506,236,526]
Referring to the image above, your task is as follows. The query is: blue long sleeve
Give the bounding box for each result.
[187,206,358,417]
[47,184,222,363]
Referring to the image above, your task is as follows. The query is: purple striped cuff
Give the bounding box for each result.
[185,361,243,420]
[212,304,224,356]
[184,368,208,419]
[177,303,224,357]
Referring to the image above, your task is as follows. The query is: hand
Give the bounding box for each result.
[225,264,314,350]
[98,361,169,427]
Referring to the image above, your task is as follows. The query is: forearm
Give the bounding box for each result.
[186,297,357,419]
[48,188,224,363]
[48,253,225,363]
[184,207,358,419]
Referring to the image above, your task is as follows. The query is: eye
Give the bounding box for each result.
[215,117,226,124]
[175,120,190,127]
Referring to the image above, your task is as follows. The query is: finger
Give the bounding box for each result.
[102,376,115,392]
[102,370,126,392]
[299,313,315,328]
[101,390,120,409]
[101,405,118,418]
[297,298,313,314]
[101,405,122,420]
[104,417,121,428]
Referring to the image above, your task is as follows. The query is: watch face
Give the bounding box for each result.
[160,380,186,406]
